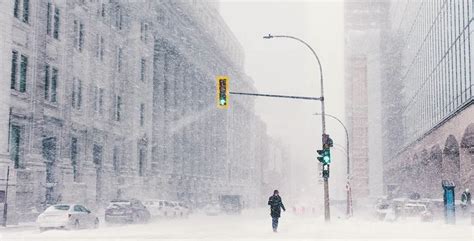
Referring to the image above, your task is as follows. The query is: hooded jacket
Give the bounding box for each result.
[268,195,286,218]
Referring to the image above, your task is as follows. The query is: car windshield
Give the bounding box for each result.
[46,205,70,211]
[108,200,131,208]
[377,204,390,209]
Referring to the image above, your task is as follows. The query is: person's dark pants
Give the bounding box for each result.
[272,217,279,231]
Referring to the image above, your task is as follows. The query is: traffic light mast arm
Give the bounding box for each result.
[229,91,322,101]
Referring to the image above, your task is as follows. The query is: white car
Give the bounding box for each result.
[143,200,176,218]
[374,202,391,220]
[175,202,191,217]
[203,204,221,216]
[37,204,99,232]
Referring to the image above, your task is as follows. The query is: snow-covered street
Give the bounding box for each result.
[0,209,472,241]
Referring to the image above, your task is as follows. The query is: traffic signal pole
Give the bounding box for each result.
[314,112,352,217]
[263,34,330,222]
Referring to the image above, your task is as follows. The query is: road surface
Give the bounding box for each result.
[0,209,472,241]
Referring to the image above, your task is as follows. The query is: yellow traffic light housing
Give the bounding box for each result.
[216,76,229,109]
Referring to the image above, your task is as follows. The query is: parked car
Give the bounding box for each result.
[219,195,242,214]
[389,198,433,222]
[403,203,433,222]
[36,204,99,232]
[176,202,191,216]
[143,199,177,218]
[172,201,191,217]
[203,203,221,216]
[374,202,391,220]
[104,199,150,224]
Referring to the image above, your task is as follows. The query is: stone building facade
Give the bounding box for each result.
[0,0,271,223]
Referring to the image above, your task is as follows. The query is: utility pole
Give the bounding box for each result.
[264,34,330,221]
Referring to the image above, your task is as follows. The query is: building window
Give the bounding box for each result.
[114,4,122,30]
[46,3,60,39]
[96,35,105,61]
[10,125,21,169]
[138,147,145,176]
[46,3,52,35]
[19,55,27,92]
[101,3,106,18]
[71,137,79,182]
[117,47,122,72]
[13,0,20,18]
[140,58,146,82]
[53,7,60,39]
[74,20,85,51]
[72,78,82,110]
[79,22,84,51]
[140,22,148,42]
[93,86,104,113]
[113,147,120,173]
[10,51,18,90]
[11,51,28,93]
[22,0,29,23]
[115,95,122,121]
[140,103,145,126]
[99,88,104,112]
[93,144,103,166]
[13,0,29,23]
[44,64,58,103]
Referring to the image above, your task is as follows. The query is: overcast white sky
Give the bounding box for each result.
[219,0,346,201]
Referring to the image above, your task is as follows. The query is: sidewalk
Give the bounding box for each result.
[0,222,36,232]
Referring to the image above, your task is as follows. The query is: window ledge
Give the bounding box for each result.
[10,89,29,99]
[12,18,30,29]
[44,101,59,109]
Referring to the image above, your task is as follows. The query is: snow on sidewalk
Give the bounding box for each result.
[0,209,472,241]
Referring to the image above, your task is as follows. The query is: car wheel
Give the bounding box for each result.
[94,218,99,229]
[39,227,47,233]
[132,213,140,223]
[74,220,80,230]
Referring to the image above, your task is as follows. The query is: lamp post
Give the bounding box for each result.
[314,112,352,217]
[264,34,330,221]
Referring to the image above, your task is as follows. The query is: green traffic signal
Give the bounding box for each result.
[323,149,331,164]
[216,76,229,109]
[317,148,331,164]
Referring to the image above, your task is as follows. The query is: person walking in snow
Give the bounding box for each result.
[461,188,471,212]
[268,190,285,232]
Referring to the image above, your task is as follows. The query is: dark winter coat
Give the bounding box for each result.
[461,191,471,205]
[268,195,286,218]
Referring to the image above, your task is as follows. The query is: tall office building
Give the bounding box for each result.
[344,0,389,200]
[383,0,473,199]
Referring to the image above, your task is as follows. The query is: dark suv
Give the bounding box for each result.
[105,199,151,224]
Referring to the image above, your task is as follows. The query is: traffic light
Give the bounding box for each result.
[317,149,324,163]
[322,134,333,149]
[317,148,331,164]
[322,164,330,178]
[216,76,229,109]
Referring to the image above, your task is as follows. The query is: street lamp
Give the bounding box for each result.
[263,34,326,133]
[264,33,330,221]
[314,112,353,217]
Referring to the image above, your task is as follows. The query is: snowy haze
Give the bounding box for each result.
[220,0,346,203]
